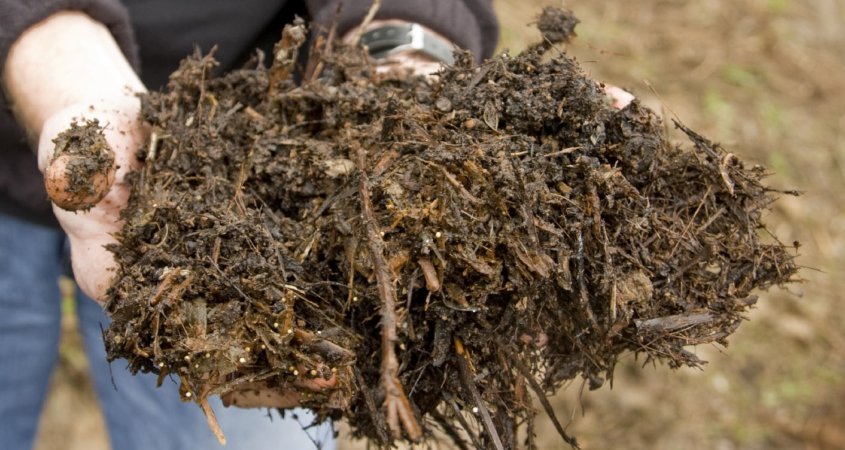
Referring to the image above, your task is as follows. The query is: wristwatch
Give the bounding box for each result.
[359,23,456,65]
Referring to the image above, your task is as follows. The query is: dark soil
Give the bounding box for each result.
[101,10,797,449]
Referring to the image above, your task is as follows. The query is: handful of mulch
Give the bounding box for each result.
[92,9,796,449]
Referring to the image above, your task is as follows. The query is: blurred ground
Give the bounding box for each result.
[36,1,844,449]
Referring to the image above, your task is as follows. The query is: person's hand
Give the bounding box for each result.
[37,97,146,302]
[38,96,345,411]
[221,370,340,409]
[604,84,635,109]
[3,11,148,302]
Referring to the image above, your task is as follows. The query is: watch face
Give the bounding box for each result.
[361,24,414,57]
[361,24,455,64]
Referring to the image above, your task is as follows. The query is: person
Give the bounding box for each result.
[0,1,499,449]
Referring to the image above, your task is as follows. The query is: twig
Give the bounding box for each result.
[269,20,307,95]
[417,258,441,292]
[510,355,580,449]
[541,146,581,158]
[634,312,715,333]
[454,338,504,450]
[445,392,485,450]
[431,408,471,450]
[354,367,390,444]
[199,397,227,445]
[150,268,191,306]
[349,0,382,45]
[356,144,423,441]
[419,159,482,204]
[668,186,710,258]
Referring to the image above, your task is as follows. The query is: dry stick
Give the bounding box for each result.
[445,393,485,450]
[356,147,423,441]
[354,367,390,444]
[199,397,227,445]
[526,398,537,450]
[349,0,382,45]
[430,409,471,450]
[453,338,504,450]
[269,21,307,96]
[668,186,710,258]
[510,355,579,449]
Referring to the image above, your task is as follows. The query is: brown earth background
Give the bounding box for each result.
[35,0,845,449]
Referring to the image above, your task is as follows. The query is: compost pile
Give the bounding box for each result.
[101,9,797,449]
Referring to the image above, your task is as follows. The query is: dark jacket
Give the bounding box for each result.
[0,0,498,227]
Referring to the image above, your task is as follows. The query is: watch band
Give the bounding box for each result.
[359,23,456,65]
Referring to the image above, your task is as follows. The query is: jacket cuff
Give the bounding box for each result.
[0,0,139,82]
[308,0,499,62]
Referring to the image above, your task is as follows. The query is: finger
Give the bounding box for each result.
[66,230,119,303]
[221,387,302,409]
[220,363,340,409]
[375,52,443,77]
[43,122,116,211]
[604,84,635,109]
[45,152,115,211]
[293,363,338,392]
[38,100,145,203]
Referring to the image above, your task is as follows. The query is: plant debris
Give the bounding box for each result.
[101,9,797,449]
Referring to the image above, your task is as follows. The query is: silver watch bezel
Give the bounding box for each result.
[360,23,456,65]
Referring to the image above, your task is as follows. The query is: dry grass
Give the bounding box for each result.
[37,1,845,448]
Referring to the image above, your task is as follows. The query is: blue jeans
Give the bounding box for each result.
[0,213,335,450]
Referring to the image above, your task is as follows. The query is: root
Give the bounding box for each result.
[511,354,579,449]
[356,143,423,442]
[454,338,504,450]
[199,397,226,445]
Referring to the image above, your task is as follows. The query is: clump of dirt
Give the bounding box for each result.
[536,6,580,44]
[102,10,798,449]
[45,120,115,211]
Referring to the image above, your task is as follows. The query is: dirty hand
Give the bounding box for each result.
[221,370,339,409]
[37,97,146,302]
[3,11,149,303]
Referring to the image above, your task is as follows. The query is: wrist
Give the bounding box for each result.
[3,11,145,140]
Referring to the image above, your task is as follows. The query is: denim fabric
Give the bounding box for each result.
[0,213,335,450]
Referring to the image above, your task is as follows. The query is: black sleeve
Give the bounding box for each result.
[306,0,499,61]
[0,0,139,79]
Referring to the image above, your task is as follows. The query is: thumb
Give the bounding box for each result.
[37,99,145,211]
[42,119,116,211]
